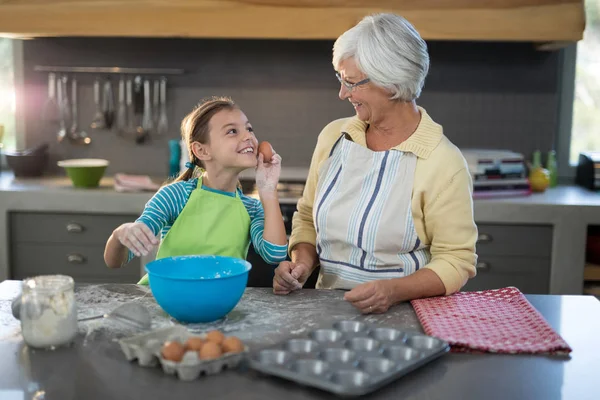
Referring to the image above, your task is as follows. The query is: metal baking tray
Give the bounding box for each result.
[118,326,248,381]
[248,320,449,396]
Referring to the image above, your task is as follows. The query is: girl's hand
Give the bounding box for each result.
[255,151,282,199]
[114,222,158,257]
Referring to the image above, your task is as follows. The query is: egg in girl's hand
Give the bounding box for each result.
[205,330,225,345]
[199,341,223,360]
[184,337,205,352]
[221,336,244,354]
[161,340,186,362]
[258,141,274,163]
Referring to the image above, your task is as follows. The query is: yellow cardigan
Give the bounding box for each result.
[289,107,478,295]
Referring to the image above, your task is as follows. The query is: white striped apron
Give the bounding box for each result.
[314,134,431,290]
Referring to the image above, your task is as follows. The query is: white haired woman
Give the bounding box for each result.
[273,13,478,313]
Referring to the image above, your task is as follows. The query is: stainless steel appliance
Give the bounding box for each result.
[460,148,531,198]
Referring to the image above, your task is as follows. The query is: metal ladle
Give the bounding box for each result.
[78,303,152,330]
[56,75,68,143]
[69,77,91,145]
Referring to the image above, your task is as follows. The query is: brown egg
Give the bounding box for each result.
[198,341,223,360]
[222,336,244,354]
[205,330,225,345]
[161,340,185,362]
[184,337,205,352]
[258,141,274,163]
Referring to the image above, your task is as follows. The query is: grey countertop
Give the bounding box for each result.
[0,281,599,400]
[1,172,600,293]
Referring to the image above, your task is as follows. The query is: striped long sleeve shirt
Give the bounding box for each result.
[128,178,288,264]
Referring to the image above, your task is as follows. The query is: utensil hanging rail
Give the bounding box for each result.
[34,66,184,75]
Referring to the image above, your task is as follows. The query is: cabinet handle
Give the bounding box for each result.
[66,223,84,233]
[477,233,493,243]
[67,253,86,264]
[476,262,490,271]
[282,215,289,223]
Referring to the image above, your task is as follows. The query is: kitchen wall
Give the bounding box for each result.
[20,38,561,177]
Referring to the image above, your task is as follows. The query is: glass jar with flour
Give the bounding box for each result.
[19,275,78,349]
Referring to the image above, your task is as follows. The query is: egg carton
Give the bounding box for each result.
[248,320,449,396]
[118,326,248,381]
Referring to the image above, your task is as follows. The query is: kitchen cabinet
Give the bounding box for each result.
[8,210,317,287]
[0,0,584,44]
[463,223,553,294]
[7,212,554,293]
[9,212,140,283]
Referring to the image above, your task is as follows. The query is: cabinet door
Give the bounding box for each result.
[462,256,550,294]
[246,244,319,289]
[10,212,134,245]
[246,244,276,288]
[476,224,553,258]
[10,212,141,283]
[11,243,140,284]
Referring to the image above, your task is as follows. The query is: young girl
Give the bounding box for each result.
[104,96,288,284]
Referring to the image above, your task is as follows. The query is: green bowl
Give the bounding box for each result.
[57,159,109,188]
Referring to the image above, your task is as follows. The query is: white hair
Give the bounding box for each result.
[333,13,430,101]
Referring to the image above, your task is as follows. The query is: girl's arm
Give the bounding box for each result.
[105,222,157,268]
[259,190,287,246]
[104,182,190,268]
[250,152,287,263]
[255,152,286,246]
[245,197,288,264]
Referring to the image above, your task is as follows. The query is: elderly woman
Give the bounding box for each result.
[273,13,478,313]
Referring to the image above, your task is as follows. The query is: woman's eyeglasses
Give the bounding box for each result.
[336,72,370,91]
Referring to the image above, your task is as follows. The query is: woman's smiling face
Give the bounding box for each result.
[336,57,393,124]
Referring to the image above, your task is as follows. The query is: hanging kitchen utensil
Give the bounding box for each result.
[156,77,168,136]
[90,78,106,130]
[116,76,127,136]
[56,75,72,143]
[126,78,136,136]
[42,72,60,123]
[142,79,153,133]
[153,79,160,128]
[102,79,115,130]
[68,77,92,145]
[60,75,72,130]
[56,75,67,143]
[133,76,147,143]
[78,302,152,331]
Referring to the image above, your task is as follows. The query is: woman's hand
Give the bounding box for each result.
[273,261,312,295]
[344,280,395,314]
[255,152,282,199]
[113,222,158,257]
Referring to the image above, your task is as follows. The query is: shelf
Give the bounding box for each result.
[0,0,586,43]
[33,66,184,75]
[584,263,600,282]
[583,283,600,297]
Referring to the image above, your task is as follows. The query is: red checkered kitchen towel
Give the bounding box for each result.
[410,287,572,355]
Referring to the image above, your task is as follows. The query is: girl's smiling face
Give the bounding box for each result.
[192,108,259,170]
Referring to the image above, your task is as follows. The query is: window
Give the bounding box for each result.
[571,0,600,164]
[0,38,16,152]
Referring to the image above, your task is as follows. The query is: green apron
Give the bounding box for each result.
[138,179,251,285]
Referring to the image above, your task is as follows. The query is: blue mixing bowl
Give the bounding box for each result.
[145,255,252,323]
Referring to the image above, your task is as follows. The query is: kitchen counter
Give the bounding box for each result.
[1,172,600,293]
[0,281,598,400]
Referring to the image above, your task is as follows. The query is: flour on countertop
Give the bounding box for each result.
[1,285,423,348]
